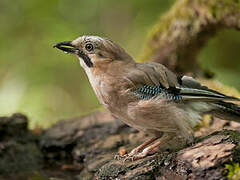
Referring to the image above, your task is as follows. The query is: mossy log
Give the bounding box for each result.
[2,112,240,179]
[1,112,239,179]
[40,111,240,180]
[140,0,240,75]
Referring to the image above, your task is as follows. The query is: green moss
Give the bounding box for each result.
[221,129,240,143]
[140,0,240,62]
[97,163,126,179]
[221,130,240,163]
[225,161,240,180]
[207,0,240,20]
[139,0,193,62]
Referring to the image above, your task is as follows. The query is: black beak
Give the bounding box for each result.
[53,40,94,68]
[53,41,77,53]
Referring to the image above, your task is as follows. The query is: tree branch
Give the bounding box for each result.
[140,0,240,74]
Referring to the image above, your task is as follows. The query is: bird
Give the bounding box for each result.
[54,35,240,161]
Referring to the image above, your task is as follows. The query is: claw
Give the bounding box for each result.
[114,135,170,162]
[114,154,128,160]
[123,156,135,162]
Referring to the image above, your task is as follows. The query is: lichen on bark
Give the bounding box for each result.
[140,0,240,74]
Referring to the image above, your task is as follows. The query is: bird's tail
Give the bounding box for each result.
[211,101,240,122]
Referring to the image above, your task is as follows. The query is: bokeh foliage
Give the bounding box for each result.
[0,0,239,128]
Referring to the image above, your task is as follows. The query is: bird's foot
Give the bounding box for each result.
[123,147,158,162]
[114,148,142,161]
[114,154,128,160]
[114,136,167,162]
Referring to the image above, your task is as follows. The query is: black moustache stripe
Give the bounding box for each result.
[77,50,93,68]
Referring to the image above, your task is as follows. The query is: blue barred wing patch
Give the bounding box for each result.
[133,85,182,100]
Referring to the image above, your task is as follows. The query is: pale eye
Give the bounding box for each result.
[85,43,94,52]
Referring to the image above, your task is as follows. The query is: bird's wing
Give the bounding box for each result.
[133,84,182,100]
[125,62,181,100]
[126,63,240,102]
[126,62,180,89]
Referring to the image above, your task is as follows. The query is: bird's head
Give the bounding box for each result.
[54,35,134,69]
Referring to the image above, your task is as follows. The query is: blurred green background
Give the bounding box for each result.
[0,0,240,128]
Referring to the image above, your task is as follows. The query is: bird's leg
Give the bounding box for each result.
[124,134,171,161]
[115,137,158,160]
[125,140,162,161]
[127,137,159,156]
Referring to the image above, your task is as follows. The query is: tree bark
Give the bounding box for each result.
[140,0,240,75]
[2,112,240,180]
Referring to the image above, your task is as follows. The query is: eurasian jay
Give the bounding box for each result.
[54,36,240,161]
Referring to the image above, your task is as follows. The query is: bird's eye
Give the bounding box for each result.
[85,43,94,52]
